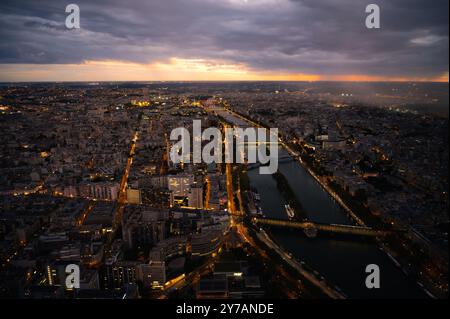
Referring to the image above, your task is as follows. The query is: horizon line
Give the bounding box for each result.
[1,79,448,84]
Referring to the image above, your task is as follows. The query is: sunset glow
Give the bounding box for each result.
[0,59,447,82]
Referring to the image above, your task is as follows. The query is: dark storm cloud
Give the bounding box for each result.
[0,0,448,78]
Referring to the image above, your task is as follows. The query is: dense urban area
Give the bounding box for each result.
[0,82,448,299]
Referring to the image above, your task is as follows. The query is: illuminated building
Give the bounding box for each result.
[104,261,139,290]
[126,188,142,205]
[79,182,119,201]
[191,226,223,257]
[168,174,194,197]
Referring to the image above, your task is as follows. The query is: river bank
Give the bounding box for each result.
[221,107,429,298]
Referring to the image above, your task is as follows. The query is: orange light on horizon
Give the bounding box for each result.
[0,58,447,83]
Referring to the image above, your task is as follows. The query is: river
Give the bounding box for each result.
[248,148,427,298]
[215,108,428,298]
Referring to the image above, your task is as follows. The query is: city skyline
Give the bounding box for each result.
[0,0,448,303]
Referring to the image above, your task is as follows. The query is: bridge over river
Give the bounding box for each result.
[253,217,395,238]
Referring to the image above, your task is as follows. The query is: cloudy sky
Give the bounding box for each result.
[0,0,448,82]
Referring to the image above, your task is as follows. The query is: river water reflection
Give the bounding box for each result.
[248,148,426,298]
